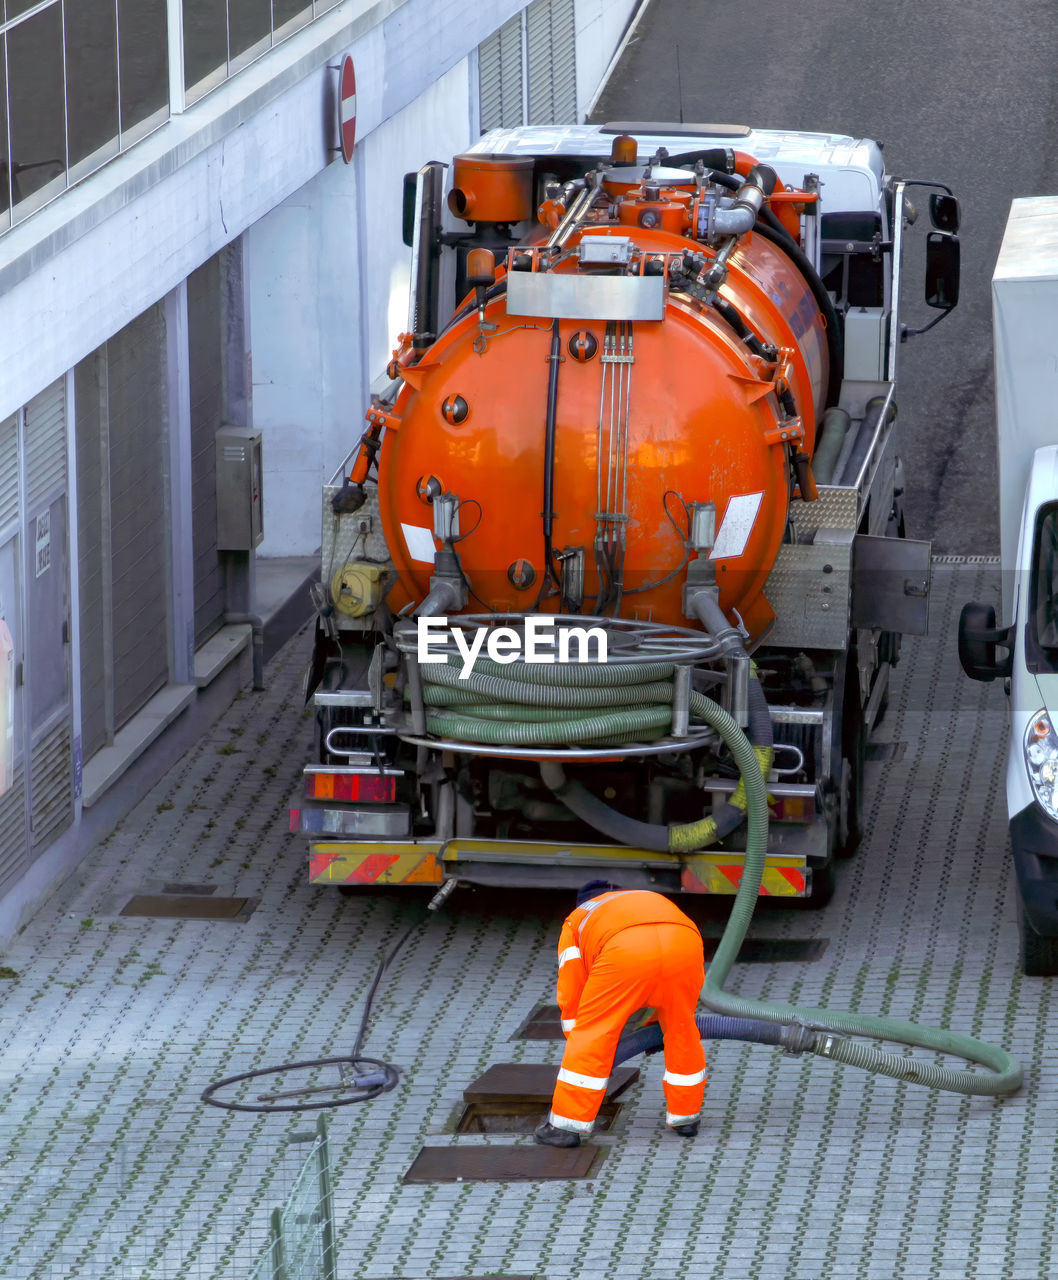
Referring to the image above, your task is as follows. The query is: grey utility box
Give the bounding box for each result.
[216,425,264,550]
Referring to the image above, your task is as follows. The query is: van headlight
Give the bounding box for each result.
[1025,712,1058,821]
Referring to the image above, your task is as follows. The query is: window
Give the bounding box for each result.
[0,0,169,226]
[0,0,342,233]
[183,0,338,104]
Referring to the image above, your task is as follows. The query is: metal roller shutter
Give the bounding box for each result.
[23,378,73,849]
[0,414,23,895]
[187,255,227,647]
[0,764,27,894]
[479,13,525,132]
[527,0,576,125]
[0,414,18,532]
[106,306,170,730]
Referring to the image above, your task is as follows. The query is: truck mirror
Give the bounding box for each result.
[402,172,418,247]
[925,232,960,310]
[929,193,960,233]
[958,602,1013,682]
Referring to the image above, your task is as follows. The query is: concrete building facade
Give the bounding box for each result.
[0,0,643,937]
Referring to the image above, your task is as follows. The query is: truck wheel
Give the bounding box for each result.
[788,859,835,910]
[834,651,866,860]
[1018,902,1058,976]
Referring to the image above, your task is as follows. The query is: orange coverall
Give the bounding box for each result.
[548,889,707,1134]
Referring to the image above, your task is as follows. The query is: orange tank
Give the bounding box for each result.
[377,181,828,642]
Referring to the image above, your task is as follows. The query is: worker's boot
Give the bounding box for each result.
[671,1120,700,1139]
[534,1122,581,1148]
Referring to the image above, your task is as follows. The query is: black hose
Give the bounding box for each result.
[201,914,425,1112]
[686,167,843,409]
[747,216,844,411]
[540,318,562,600]
[539,677,774,851]
[614,1014,803,1064]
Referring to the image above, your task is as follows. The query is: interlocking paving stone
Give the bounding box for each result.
[1,564,1054,1278]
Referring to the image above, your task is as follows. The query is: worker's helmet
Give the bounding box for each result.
[577,880,622,907]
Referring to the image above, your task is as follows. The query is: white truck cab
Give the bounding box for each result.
[959,197,1058,974]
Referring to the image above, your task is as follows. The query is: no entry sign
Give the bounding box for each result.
[339,54,356,164]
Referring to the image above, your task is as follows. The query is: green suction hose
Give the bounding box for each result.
[698,694,1023,1097]
[411,650,1022,1094]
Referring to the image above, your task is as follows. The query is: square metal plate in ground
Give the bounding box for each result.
[464,1062,639,1104]
[404,1142,602,1184]
[119,895,257,921]
[511,1004,658,1042]
[457,1062,638,1135]
[511,1003,566,1041]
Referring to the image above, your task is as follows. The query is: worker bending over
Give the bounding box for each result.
[535,882,707,1147]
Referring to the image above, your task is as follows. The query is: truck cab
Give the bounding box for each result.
[959,197,1058,974]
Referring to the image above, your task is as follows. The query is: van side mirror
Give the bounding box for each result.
[958,602,1013,681]
[925,232,960,310]
[402,172,418,248]
[929,193,960,233]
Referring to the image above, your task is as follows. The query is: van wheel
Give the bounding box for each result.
[1018,902,1058,976]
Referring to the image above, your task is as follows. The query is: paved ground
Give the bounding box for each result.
[2,561,1053,1280]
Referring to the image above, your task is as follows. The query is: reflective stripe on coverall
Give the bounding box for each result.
[549,890,707,1133]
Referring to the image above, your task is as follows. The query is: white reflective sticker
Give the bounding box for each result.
[558,946,582,968]
[663,1068,707,1087]
[557,1066,609,1091]
[401,523,437,564]
[548,1109,594,1133]
[710,492,764,560]
[561,1018,577,1032]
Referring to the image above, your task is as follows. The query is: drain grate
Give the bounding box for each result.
[119,894,257,921]
[404,1142,602,1183]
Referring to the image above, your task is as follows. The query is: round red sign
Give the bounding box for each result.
[339,55,356,164]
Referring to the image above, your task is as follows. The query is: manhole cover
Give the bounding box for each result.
[119,895,256,921]
[404,1142,602,1183]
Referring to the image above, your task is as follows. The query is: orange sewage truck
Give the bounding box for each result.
[295,123,961,906]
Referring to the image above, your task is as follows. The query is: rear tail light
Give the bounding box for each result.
[304,772,397,803]
[769,794,815,823]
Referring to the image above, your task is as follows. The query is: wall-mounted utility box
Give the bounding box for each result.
[216,425,263,550]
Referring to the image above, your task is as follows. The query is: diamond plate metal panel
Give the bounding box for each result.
[787,485,860,540]
[764,537,853,649]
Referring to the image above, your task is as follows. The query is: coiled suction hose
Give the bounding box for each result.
[416,654,773,853]
[613,697,1023,1097]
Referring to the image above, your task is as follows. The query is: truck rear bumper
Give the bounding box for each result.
[308,836,810,896]
[1010,806,1058,935]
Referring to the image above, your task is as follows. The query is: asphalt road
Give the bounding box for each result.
[592,0,1058,555]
